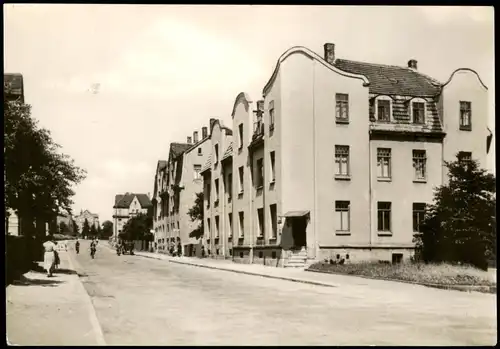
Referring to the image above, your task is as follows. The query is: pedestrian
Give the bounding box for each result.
[90,240,97,259]
[201,245,205,258]
[42,235,57,277]
[177,241,182,257]
[54,242,60,271]
[75,239,80,254]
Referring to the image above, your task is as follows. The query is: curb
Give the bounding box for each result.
[306,268,496,294]
[135,252,337,289]
[66,252,107,346]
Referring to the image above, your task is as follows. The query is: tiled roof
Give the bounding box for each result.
[157,160,167,170]
[200,154,212,173]
[170,143,191,159]
[4,73,24,96]
[221,142,233,161]
[114,193,153,208]
[334,59,442,97]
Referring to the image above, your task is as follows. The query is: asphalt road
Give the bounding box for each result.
[71,240,497,346]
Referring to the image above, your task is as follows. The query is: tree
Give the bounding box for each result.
[90,224,97,238]
[414,155,496,270]
[101,220,113,239]
[73,222,80,237]
[188,192,204,240]
[4,98,86,239]
[82,218,90,238]
[120,213,152,241]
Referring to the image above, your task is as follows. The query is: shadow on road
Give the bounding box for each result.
[10,275,65,287]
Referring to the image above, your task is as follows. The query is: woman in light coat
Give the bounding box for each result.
[42,235,57,277]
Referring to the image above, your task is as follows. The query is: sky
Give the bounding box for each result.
[4,5,495,223]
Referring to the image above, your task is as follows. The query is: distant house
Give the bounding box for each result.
[112,193,153,239]
[74,209,100,235]
[56,213,76,235]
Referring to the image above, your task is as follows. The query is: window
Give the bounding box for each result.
[228,213,233,237]
[207,218,211,235]
[238,166,244,194]
[270,204,277,239]
[215,216,220,238]
[257,208,264,238]
[193,164,202,180]
[335,145,350,177]
[377,148,391,179]
[336,93,349,123]
[238,124,244,149]
[377,202,391,233]
[412,102,425,124]
[256,158,264,188]
[269,100,275,131]
[227,173,233,201]
[335,201,350,233]
[198,148,202,156]
[238,212,244,238]
[392,253,403,264]
[412,150,426,181]
[458,151,472,165]
[413,203,426,232]
[270,151,276,183]
[459,101,472,130]
[214,144,219,165]
[377,99,391,122]
[206,183,211,208]
[214,179,219,205]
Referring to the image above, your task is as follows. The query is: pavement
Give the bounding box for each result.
[6,241,498,345]
[6,248,105,346]
[132,248,497,294]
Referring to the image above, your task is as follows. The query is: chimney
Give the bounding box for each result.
[193,131,199,143]
[187,136,192,144]
[408,59,418,70]
[324,43,335,65]
[202,126,208,139]
[209,118,216,129]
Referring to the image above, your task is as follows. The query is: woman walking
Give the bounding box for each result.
[42,235,57,277]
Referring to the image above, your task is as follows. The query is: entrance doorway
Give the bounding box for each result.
[290,216,307,249]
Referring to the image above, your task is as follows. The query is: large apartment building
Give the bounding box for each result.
[152,126,211,255]
[74,209,100,233]
[200,43,492,267]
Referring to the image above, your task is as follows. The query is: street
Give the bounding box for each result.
[66,241,496,346]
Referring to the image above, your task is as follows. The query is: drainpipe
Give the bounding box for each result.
[368,130,373,249]
[312,61,317,261]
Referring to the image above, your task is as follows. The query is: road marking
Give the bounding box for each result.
[66,251,106,346]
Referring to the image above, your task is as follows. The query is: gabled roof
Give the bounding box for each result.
[333,59,442,97]
[114,193,153,208]
[200,154,212,174]
[170,142,191,160]
[157,160,167,170]
[221,142,233,161]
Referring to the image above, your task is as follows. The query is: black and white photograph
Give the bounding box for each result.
[5,4,496,346]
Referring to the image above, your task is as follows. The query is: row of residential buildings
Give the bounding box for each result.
[151,42,493,267]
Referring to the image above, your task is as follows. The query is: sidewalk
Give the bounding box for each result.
[133,250,498,294]
[133,250,411,290]
[6,251,105,346]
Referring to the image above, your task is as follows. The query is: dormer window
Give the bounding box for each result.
[412,101,425,124]
[377,99,391,122]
